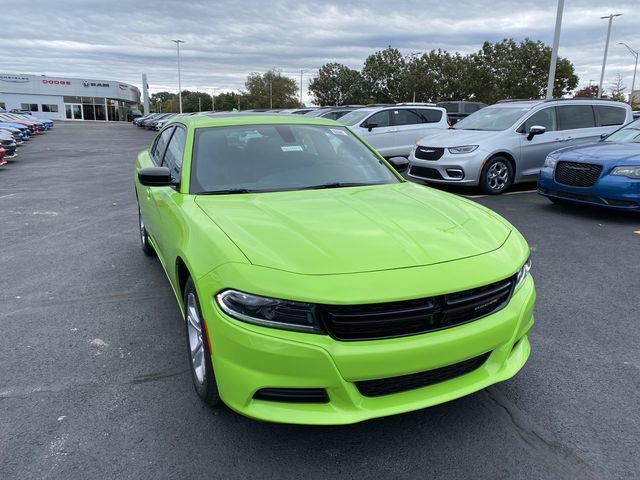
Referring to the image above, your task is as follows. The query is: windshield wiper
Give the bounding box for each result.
[300,182,376,191]
[198,188,255,195]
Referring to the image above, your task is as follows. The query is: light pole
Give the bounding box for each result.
[172,39,184,112]
[269,81,273,109]
[211,89,216,112]
[300,69,304,106]
[619,42,638,106]
[598,14,622,98]
[546,0,564,99]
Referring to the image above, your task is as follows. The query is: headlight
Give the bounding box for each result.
[215,290,323,333]
[544,155,558,168]
[514,256,532,292]
[448,145,478,154]
[611,166,640,179]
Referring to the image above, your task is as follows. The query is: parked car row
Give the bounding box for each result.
[0,110,53,167]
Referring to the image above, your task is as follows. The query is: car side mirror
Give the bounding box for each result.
[364,122,378,132]
[387,156,409,173]
[138,166,175,187]
[600,133,608,140]
[527,125,546,141]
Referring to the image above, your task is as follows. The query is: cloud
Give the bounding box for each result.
[1,0,638,103]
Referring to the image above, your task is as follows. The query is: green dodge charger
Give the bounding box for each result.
[134,113,535,425]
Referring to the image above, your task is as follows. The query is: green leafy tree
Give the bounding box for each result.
[150,91,178,112]
[361,47,407,102]
[213,91,244,111]
[309,63,366,105]
[244,69,299,109]
[181,91,213,112]
[468,38,578,103]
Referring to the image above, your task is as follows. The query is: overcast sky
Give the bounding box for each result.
[2,0,638,103]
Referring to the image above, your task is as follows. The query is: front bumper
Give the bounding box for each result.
[538,166,640,210]
[196,239,534,424]
[407,147,488,186]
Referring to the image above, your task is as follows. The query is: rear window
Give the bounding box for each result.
[415,108,443,123]
[557,105,596,130]
[595,105,626,126]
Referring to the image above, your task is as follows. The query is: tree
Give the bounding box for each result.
[150,91,178,112]
[574,85,599,97]
[181,91,213,112]
[468,38,578,103]
[309,63,366,105]
[213,91,244,111]
[361,47,407,102]
[609,73,626,102]
[244,69,299,109]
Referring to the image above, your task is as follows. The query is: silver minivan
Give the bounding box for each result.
[340,105,448,158]
[408,99,633,194]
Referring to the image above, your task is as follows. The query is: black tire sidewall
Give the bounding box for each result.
[183,278,221,406]
[480,157,514,195]
[137,202,155,256]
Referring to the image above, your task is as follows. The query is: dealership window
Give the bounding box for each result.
[42,104,59,113]
[21,103,39,112]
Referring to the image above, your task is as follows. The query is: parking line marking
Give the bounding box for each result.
[463,189,537,199]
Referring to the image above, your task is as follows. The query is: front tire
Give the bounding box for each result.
[138,204,155,256]
[184,278,222,407]
[479,156,514,195]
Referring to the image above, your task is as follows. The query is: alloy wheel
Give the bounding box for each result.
[187,293,206,385]
[487,161,509,191]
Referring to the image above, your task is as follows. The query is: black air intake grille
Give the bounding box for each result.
[414,146,444,160]
[409,165,444,180]
[253,388,329,403]
[356,351,491,397]
[555,161,602,187]
[319,276,515,341]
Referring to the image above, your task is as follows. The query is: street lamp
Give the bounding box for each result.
[619,42,639,106]
[172,39,184,113]
[598,14,622,98]
[546,0,564,100]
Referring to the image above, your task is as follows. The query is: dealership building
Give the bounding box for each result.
[0,73,141,121]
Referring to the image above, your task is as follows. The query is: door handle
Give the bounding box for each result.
[564,136,573,142]
[146,188,151,199]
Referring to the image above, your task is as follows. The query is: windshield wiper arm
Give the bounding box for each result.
[198,188,255,195]
[300,182,375,190]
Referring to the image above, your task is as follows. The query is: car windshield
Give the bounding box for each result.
[452,106,531,131]
[338,109,375,126]
[191,124,400,194]
[604,120,640,142]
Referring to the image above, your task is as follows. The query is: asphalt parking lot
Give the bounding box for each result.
[1,122,639,480]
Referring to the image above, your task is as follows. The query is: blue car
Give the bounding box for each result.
[0,122,30,140]
[538,119,640,211]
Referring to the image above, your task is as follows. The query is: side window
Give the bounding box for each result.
[415,108,443,123]
[162,126,187,179]
[152,127,174,164]
[390,109,420,126]
[363,110,390,128]
[557,105,596,130]
[595,106,626,126]
[522,108,557,132]
[463,103,478,114]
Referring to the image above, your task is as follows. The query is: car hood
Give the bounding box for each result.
[195,183,511,275]
[417,128,502,147]
[554,141,640,163]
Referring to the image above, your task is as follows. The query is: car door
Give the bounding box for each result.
[387,108,424,156]
[556,104,600,148]
[517,106,563,178]
[359,110,393,157]
[137,126,174,244]
[150,124,187,266]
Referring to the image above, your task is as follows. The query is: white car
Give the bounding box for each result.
[339,105,448,158]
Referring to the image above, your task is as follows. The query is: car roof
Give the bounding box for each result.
[171,112,342,128]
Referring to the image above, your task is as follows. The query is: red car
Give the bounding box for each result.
[0,147,7,167]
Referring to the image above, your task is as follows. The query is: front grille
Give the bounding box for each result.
[415,146,444,160]
[409,165,444,180]
[356,351,491,397]
[555,161,602,187]
[320,276,515,341]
